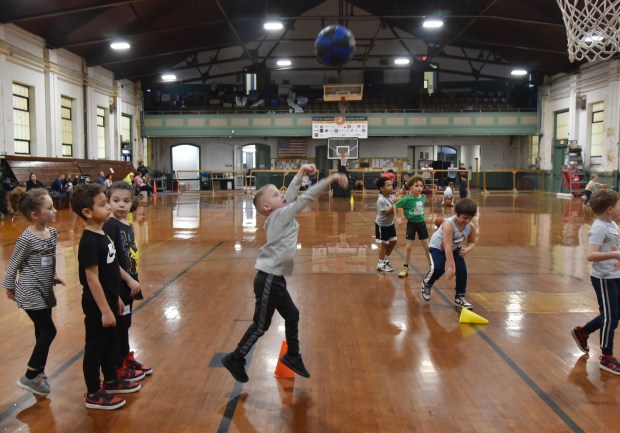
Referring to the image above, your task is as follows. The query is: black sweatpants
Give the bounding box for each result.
[82,294,118,394]
[582,277,620,356]
[233,271,300,359]
[24,308,57,371]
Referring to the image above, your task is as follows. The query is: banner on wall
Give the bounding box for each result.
[311,115,368,139]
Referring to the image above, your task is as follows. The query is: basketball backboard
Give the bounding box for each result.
[327,137,359,166]
[323,84,364,101]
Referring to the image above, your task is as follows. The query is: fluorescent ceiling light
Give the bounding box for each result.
[276,59,292,66]
[423,19,444,29]
[394,58,410,65]
[110,41,130,50]
[161,74,177,81]
[264,21,283,30]
[511,68,528,77]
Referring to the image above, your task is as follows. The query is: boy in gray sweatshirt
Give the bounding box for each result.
[222,164,348,382]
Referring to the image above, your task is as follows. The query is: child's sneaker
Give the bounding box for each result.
[104,378,141,394]
[221,353,249,383]
[116,365,145,382]
[280,353,311,378]
[377,261,394,272]
[124,351,152,375]
[420,282,432,301]
[454,295,473,310]
[398,267,409,278]
[85,388,126,410]
[599,355,620,375]
[17,374,50,396]
[571,326,590,354]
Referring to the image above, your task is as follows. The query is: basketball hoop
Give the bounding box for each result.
[556,0,620,62]
[338,153,349,167]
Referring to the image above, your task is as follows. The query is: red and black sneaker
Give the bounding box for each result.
[116,365,145,382]
[104,378,141,394]
[571,326,589,354]
[85,388,126,410]
[124,351,152,375]
[600,355,620,375]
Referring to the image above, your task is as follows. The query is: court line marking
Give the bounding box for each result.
[406,256,586,433]
[0,241,223,423]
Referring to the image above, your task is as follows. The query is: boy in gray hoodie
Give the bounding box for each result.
[222,164,348,382]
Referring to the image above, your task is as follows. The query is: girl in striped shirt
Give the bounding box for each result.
[3,188,65,397]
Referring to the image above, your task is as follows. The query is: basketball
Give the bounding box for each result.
[314,25,356,67]
[434,216,444,228]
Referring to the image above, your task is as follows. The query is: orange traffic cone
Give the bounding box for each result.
[274,340,295,378]
[153,180,157,194]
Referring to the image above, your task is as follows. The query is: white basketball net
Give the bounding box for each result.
[556,0,620,62]
[338,154,349,167]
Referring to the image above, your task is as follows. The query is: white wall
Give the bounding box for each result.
[0,24,141,163]
[540,59,620,173]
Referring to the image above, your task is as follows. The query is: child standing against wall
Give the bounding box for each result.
[72,184,141,410]
[3,188,64,397]
[104,182,151,380]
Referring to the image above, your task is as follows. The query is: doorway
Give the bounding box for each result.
[171,144,200,190]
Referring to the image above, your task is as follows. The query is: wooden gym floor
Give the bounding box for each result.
[0,191,616,433]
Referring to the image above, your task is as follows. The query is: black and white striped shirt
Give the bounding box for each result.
[2,227,58,310]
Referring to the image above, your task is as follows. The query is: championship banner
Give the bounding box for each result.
[312,115,368,139]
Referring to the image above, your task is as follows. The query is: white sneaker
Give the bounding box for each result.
[421,282,432,301]
[377,262,394,272]
[454,296,473,310]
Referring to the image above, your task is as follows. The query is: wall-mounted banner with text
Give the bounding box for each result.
[312,115,368,139]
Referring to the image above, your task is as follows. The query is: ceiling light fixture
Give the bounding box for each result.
[264,21,283,31]
[161,74,177,81]
[110,41,130,50]
[276,59,292,66]
[394,58,411,65]
[511,68,528,77]
[423,18,444,29]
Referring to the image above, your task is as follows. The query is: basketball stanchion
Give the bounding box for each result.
[274,340,296,378]
[459,308,489,324]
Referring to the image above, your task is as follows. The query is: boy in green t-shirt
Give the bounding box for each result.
[395,176,430,277]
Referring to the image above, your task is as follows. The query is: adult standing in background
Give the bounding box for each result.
[447,163,458,186]
[458,163,468,199]
[25,173,45,191]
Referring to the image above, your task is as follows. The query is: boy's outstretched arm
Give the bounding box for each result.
[284,164,318,203]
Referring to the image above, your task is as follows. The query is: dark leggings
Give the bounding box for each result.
[24,308,57,370]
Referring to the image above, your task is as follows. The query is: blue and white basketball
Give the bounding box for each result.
[314,25,356,67]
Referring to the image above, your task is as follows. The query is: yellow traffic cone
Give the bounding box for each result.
[273,340,295,378]
[459,308,489,324]
[350,195,354,211]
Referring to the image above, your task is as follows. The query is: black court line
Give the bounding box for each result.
[405,256,586,433]
[0,241,223,423]
[216,347,256,433]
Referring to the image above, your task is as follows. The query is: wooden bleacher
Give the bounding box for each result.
[3,155,136,209]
